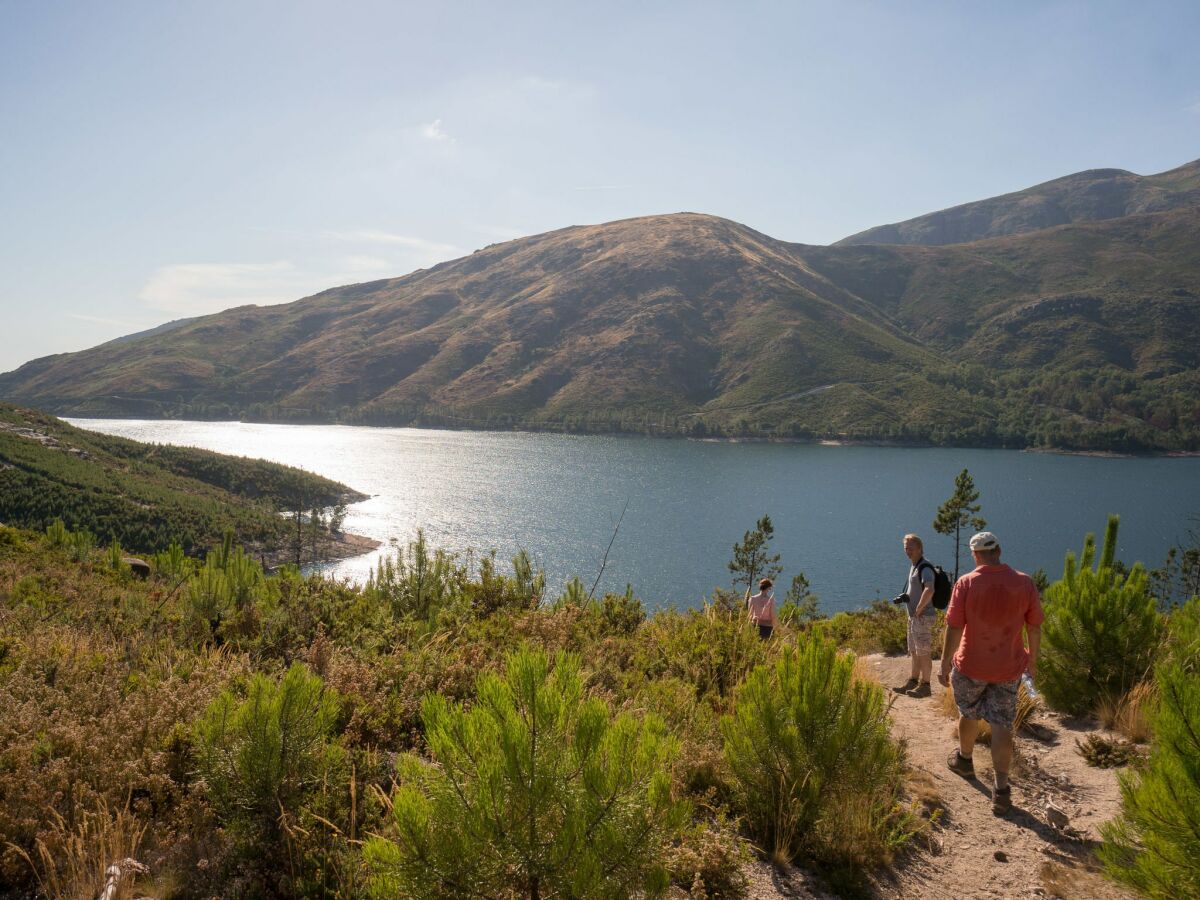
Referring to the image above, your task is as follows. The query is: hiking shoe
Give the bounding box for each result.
[893,678,919,694]
[947,750,975,779]
[992,786,1012,816]
[906,681,932,698]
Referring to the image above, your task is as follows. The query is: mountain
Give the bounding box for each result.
[836,158,1200,246]
[2,202,1200,451]
[0,403,363,555]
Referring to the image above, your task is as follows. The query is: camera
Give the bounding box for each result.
[893,593,909,605]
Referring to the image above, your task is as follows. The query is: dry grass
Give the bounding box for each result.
[1039,860,1114,899]
[1095,681,1156,743]
[10,800,147,900]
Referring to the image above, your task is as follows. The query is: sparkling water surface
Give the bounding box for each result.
[68,419,1200,614]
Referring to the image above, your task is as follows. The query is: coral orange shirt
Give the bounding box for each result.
[946,564,1044,683]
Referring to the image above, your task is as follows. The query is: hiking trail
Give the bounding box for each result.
[723,653,1136,900]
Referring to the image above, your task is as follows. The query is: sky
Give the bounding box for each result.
[2,0,1199,373]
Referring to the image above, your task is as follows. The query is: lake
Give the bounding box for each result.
[68,419,1200,614]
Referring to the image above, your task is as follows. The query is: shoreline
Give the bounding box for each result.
[60,412,1199,459]
[261,530,382,571]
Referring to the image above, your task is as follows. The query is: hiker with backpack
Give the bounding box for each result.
[892,533,950,698]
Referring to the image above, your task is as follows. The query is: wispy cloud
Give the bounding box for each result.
[470,224,530,242]
[324,229,463,256]
[67,312,156,329]
[136,232,467,317]
[420,118,454,142]
[1187,99,1200,116]
[139,261,308,316]
[573,184,632,191]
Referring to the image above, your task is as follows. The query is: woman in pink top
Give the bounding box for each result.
[747,577,776,640]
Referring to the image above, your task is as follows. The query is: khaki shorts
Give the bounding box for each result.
[951,667,1019,729]
[906,614,933,656]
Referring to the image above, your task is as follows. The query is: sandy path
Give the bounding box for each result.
[726,654,1138,899]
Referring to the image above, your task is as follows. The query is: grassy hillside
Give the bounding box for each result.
[2,205,1199,451]
[837,157,1200,246]
[0,404,363,555]
[0,521,920,899]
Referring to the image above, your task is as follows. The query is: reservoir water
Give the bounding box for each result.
[68,419,1200,614]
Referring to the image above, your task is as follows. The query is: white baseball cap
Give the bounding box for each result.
[969,531,1000,551]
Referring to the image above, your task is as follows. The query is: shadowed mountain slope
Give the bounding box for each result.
[2,207,1199,450]
[836,158,1200,246]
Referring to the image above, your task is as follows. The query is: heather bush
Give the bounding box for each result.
[0,623,242,891]
[823,600,909,655]
[363,647,689,899]
[663,815,751,898]
[600,584,647,634]
[1040,516,1163,715]
[636,603,772,702]
[722,632,908,868]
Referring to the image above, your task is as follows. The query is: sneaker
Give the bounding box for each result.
[992,785,1012,816]
[893,677,919,695]
[906,681,932,698]
[947,750,975,779]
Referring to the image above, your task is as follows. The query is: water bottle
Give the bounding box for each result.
[1020,672,1039,699]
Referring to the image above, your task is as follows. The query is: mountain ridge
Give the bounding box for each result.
[836,157,1200,246]
[3,174,1199,450]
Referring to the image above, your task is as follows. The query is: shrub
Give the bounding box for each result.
[823,601,909,655]
[722,632,907,868]
[1076,734,1142,769]
[600,584,646,634]
[637,604,771,702]
[1099,658,1200,897]
[194,663,345,845]
[1039,516,1163,715]
[152,540,192,581]
[363,647,689,899]
[364,530,468,620]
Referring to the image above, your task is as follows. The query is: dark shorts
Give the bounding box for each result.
[757,624,774,640]
[951,667,1019,729]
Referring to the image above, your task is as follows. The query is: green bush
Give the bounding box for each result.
[1040,516,1163,715]
[721,632,907,868]
[194,662,345,845]
[823,601,909,655]
[363,647,689,899]
[1099,651,1200,897]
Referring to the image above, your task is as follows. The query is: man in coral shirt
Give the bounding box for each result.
[937,531,1043,816]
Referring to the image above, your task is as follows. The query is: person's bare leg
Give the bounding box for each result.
[918,652,932,683]
[910,650,920,680]
[959,717,981,758]
[990,724,1013,789]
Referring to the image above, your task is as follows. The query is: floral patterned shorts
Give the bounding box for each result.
[950,667,1019,729]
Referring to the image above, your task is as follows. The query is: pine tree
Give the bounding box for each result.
[933,468,986,579]
[1099,598,1200,897]
[1039,516,1163,715]
[729,515,783,593]
[721,633,904,865]
[363,648,688,899]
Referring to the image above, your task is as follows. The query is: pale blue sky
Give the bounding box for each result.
[2,0,1198,372]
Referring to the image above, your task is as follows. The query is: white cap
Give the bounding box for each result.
[969,531,1000,551]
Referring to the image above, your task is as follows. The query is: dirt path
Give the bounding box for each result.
[732,654,1137,900]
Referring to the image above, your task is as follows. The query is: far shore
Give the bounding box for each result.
[60,412,1200,459]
